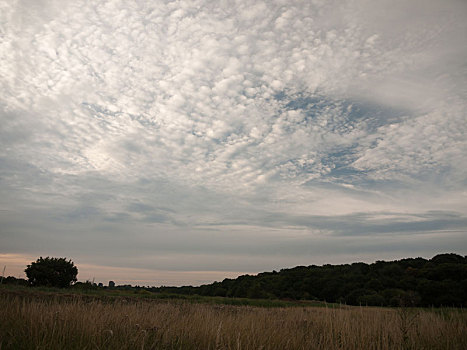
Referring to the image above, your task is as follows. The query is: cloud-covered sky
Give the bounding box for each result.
[1,0,466,286]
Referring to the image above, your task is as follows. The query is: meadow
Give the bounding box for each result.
[1,287,466,349]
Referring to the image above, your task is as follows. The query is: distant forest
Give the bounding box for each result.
[155,253,466,307]
[3,253,465,307]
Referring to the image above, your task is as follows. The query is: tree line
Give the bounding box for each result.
[153,253,467,307]
[2,253,465,307]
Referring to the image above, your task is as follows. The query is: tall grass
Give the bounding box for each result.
[1,292,466,349]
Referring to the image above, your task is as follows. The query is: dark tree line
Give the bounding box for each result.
[154,253,467,307]
[2,253,465,307]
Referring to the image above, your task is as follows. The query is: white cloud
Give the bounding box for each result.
[1,0,466,284]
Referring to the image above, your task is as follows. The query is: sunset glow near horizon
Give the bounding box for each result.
[1,0,466,286]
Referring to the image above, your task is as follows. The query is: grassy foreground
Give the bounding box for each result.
[1,288,466,349]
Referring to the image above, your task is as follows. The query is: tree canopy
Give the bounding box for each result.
[153,253,467,307]
[25,257,78,288]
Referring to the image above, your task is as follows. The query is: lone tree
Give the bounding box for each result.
[25,257,78,288]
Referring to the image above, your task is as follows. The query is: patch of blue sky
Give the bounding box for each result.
[270,92,417,187]
[279,92,408,133]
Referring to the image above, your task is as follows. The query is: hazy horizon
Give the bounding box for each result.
[1,0,466,287]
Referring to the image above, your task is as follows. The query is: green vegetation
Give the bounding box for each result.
[3,253,465,307]
[154,253,466,307]
[24,257,78,288]
[0,283,327,308]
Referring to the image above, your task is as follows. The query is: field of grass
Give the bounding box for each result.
[0,284,329,308]
[1,287,466,349]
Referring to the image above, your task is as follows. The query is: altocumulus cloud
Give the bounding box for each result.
[0,0,466,285]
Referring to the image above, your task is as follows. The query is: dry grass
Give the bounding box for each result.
[0,292,466,349]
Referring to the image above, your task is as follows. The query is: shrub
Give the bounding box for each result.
[25,257,78,288]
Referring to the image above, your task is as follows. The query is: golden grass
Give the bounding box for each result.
[0,292,466,349]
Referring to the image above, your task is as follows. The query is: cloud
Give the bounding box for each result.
[1,0,466,285]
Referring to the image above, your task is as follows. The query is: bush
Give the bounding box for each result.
[25,257,78,288]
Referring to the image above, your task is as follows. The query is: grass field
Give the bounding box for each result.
[1,286,466,349]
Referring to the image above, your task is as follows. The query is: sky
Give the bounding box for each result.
[1,0,466,286]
